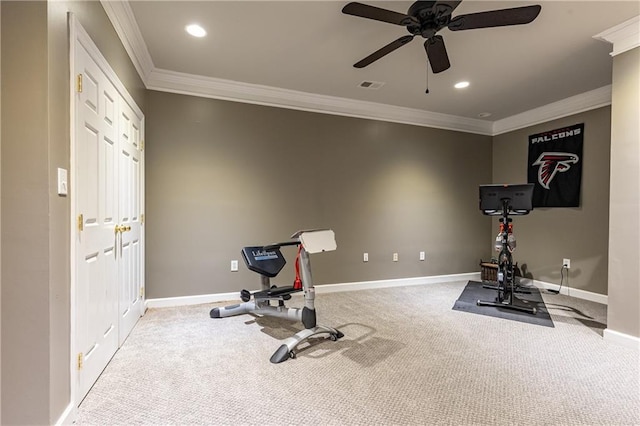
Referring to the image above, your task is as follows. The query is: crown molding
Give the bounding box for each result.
[100,0,154,81]
[594,15,640,57]
[146,68,493,135]
[102,0,614,137]
[492,85,612,135]
[100,0,489,135]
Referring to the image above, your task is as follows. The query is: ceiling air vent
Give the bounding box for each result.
[358,80,385,90]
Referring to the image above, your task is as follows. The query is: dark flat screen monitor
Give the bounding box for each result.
[479,184,534,213]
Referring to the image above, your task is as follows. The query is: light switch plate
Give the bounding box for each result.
[57,168,68,196]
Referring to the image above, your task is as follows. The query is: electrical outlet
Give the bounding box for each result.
[231,260,239,272]
[419,251,425,261]
[393,252,398,262]
[563,258,570,269]
[363,252,368,262]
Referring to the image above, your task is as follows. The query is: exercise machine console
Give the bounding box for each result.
[210,229,343,363]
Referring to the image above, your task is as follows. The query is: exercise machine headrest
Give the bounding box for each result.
[291,229,337,254]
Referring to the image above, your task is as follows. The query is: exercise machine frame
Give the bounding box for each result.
[210,229,343,363]
[477,184,537,315]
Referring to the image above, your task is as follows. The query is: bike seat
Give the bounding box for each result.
[250,286,302,301]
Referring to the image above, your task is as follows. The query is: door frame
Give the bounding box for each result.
[69,13,145,410]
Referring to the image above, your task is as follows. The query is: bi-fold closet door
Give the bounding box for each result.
[73,19,145,403]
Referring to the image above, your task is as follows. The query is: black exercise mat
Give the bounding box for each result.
[453,281,554,327]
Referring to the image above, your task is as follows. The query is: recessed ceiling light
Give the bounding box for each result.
[478,112,492,118]
[186,24,206,38]
[454,81,470,89]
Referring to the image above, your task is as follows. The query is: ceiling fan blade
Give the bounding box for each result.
[424,36,450,73]
[342,2,418,26]
[354,35,415,68]
[448,5,542,31]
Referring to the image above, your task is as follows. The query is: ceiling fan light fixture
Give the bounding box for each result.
[454,81,470,89]
[186,24,207,38]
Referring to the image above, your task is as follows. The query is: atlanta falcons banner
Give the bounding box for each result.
[527,123,583,207]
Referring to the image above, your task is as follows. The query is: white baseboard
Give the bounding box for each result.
[516,279,639,350]
[146,273,610,309]
[54,402,75,426]
[146,291,241,309]
[603,328,640,350]
[145,273,480,309]
[528,279,608,305]
[314,272,480,294]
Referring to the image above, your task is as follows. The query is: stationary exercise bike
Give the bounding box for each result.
[210,229,343,363]
[477,184,537,315]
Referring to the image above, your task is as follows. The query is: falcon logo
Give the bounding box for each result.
[532,152,579,190]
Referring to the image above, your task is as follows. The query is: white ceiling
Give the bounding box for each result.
[115,1,639,133]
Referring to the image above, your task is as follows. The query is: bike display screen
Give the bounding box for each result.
[479,184,534,213]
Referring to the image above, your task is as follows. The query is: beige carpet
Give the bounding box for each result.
[76,280,640,425]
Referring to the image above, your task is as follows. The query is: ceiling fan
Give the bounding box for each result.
[342,1,541,90]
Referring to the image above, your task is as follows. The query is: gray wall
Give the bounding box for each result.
[607,46,639,339]
[1,1,145,424]
[2,4,50,423]
[492,107,612,295]
[145,91,493,298]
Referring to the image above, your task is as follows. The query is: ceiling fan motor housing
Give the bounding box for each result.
[407,1,455,39]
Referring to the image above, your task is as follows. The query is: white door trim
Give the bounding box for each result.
[69,12,79,417]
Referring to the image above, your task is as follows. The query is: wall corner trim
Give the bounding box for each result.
[54,402,75,426]
[593,15,640,57]
[100,0,154,81]
[603,328,640,350]
[529,278,608,305]
[491,85,612,135]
